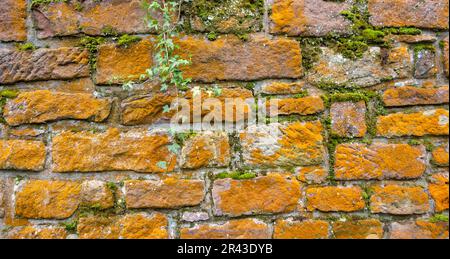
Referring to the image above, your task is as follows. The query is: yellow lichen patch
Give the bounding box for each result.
[391,220,449,239]
[8,226,67,239]
[334,143,426,180]
[121,93,176,125]
[181,131,230,169]
[266,96,324,116]
[432,147,449,166]
[382,86,449,107]
[125,178,205,209]
[273,219,329,239]
[8,127,44,137]
[4,90,112,126]
[212,173,301,216]
[332,219,383,239]
[51,128,177,173]
[15,180,81,219]
[429,173,449,212]
[120,213,168,239]
[306,186,365,212]
[77,216,120,239]
[0,140,46,171]
[261,81,305,95]
[0,0,27,41]
[180,218,270,239]
[377,109,449,137]
[270,0,306,35]
[370,185,430,215]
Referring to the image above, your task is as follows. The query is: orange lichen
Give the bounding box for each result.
[370,185,430,215]
[0,140,46,171]
[332,219,383,239]
[266,96,324,116]
[306,186,365,212]
[429,173,449,212]
[274,219,329,239]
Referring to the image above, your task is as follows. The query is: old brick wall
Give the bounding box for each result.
[0,0,448,239]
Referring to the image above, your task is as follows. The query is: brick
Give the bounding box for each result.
[334,143,426,180]
[306,186,365,212]
[0,140,46,171]
[3,90,112,126]
[32,0,149,39]
[0,179,4,218]
[181,131,231,169]
[432,144,449,166]
[266,96,325,117]
[428,173,449,212]
[120,92,176,125]
[330,101,367,138]
[51,128,177,173]
[80,180,115,209]
[240,121,325,168]
[0,47,89,84]
[383,86,449,107]
[78,212,168,239]
[390,220,449,239]
[368,0,449,29]
[184,0,263,33]
[260,81,306,95]
[370,185,430,215]
[125,178,205,209]
[177,35,302,82]
[180,218,270,239]
[376,109,449,137]
[332,219,383,239]
[273,219,329,239]
[15,180,81,219]
[95,40,153,84]
[7,226,67,239]
[443,36,449,77]
[0,0,27,41]
[270,0,352,36]
[414,48,437,78]
[212,173,301,216]
[296,166,328,184]
[8,127,45,138]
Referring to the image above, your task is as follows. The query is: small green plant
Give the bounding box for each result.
[78,36,106,73]
[216,171,257,180]
[117,34,141,48]
[16,42,37,51]
[429,214,449,223]
[61,220,78,233]
[0,90,19,123]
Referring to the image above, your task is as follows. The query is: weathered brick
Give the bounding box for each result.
[78,212,168,239]
[368,0,449,29]
[0,47,89,84]
[32,0,149,39]
[383,86,449,107]
[51,128,177,173]
[177,35,302,82]
[376,109,449,137]
[429,173,449,212]
[306,186,365,212]
[390,220,449,239]
[443,36,449,77]
[0,0,27,41]
[8,127,45,138]
[414,48,437,78]
[330,101,367,138]
[3,90,112,126]
[332,219,383,239]
[125,178,205,209]
[270,0,352,36]
[7,226,67,239]
[296,166,328,184]
[334,143,426,180]
[240,121,325,168]
[0,140,46,171]
[212,173,301,216]
[432,144,449,166]
[260,81,306,95]
[266,96,324,117]
[181,131,230,169]
[306,45,412,88]
[273,219,329,239]
[15,180,81,219]
[370,185,430,215]
[95,40,153,84]
[0,179,4,218]
[180,218,270,239]
[80,180,115,209]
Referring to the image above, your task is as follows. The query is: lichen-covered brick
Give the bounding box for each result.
[377,109,449,137]
[390,220,449,239]
[15,180,81,219]
[428,173,449,212]
[125,178,205,209]
[442,36,449,77]
[212,173,301,216]
[330,101,367,138]
[332,219,383,239]
[306,186,365,212]
[273,219,329,239]
[383,86,449,107]
[180,218,270,239]
[414,48,437,78]
[266,96,324,117]
[334,143,426,180]
[0,0,27,41]
[260,81,306,95]
[80,180,115,209]
[432,143,449,166]
[7,226,68,239]
[296,166,328,184]
[0,140,46,171]
[370,185,430,215]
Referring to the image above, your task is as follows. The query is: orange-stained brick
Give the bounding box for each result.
[125,178,205,209]
[212,173,301,216]
[273,219,329,239]
[330,101,367,138]
[332,219,383,239]
[15,180,81,219]
[266,96,324,117]
[428,173,449,212]
[7,226,67,239]
[306,186,365,212]
[443,36,449,77]
[383,86,449,107]
[0,140,46,171]
[0,0,27,41]
[370,185,430,215]
[80,180,115,209]
[180,218,270,239]
[432,145,449,166]
[390,220,449,239]
[334,143,426,180]
[260,81,306,95]
[376,109,449,137]
[296,166,328,184]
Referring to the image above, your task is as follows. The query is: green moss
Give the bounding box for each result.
[0,90,19,123]
[31,0,68,8]
[299,38,323,70]
[207,32,218,41]
[292,90,309,98]
[101,25,119,37]
[174,131,197,146]
[414,44,436,54]
[106,182,118,192]
[216,171,257,180]
[116,34,141,48]
[16,42,37,51]
[61,220,78,233]
[78,36,106,74]
[429,214,449,223]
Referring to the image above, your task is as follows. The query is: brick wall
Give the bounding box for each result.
[0,0,448,239]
